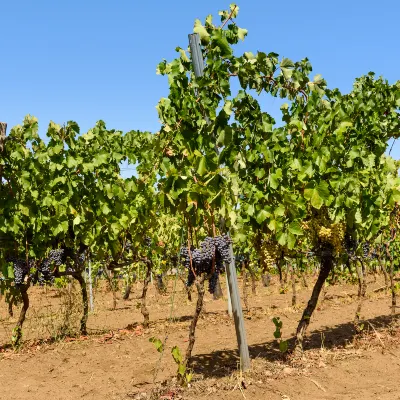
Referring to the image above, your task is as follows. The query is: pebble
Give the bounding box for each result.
[282,367,294,375]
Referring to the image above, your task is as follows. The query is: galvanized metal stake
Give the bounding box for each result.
[0,122,7,152]
[225,270,233,317]
[226,241,251,370]
[188,33,205,77]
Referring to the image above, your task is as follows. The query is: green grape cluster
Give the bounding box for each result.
[261,239,279,270]
[303,217,346,254]
[318,226,332,241]
[331,223,345,253]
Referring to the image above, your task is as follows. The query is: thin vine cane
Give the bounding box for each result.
[152,228,184,384]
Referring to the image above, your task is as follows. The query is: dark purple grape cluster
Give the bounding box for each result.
[37,258,55,285]
[362,242,370,258]
[6,257,33,286]
[179,246,191,268]
[48,249,65,265]
[144,236,152,247]
[361,242,378,260]
[65,265,76,274]
[370,249,378,259]
[180,235,232,293]
[6,248,88,287]
[187,269,195,286]
[46,248,77,275]
[208,271,219,293]
[212,235,232,263]
[73,250,86,268]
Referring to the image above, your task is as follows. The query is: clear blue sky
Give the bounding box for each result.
[1,0,399,175]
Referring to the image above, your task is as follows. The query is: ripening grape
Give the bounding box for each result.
[362,242,370,258]
[330,223,345,253]
[306,216,346,255]
[6,257,30,286]
[180,235,232,293]
[260,238,279,271]
[6,248,88,287]
[318,226,332,241]
[208,271,219,294]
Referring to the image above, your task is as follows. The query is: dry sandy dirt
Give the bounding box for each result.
[0,274,399,400]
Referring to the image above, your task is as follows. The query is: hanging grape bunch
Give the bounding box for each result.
[75,249,87,268]
[260,238,279,271]
[330,223,345,253]
[36,249,74,284]
[50,248,80,274]
[6,248,89,287]
[5,257,33,286]
[37,257,55,285]
[7,253,56,287]
[362,242,371,259]
[305,216,346,255]
[180,235,232,294]
[369,245,378,260]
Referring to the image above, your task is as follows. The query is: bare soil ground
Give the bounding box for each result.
[0,274,399,400]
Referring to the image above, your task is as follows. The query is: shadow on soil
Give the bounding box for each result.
[190,313,399,378]
[150,311,231,325]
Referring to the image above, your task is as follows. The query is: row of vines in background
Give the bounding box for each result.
[0,3,400,373]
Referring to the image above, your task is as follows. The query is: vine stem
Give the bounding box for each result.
[354,257,367,328]
[193,226,199,248]
[378,250,389,288]
[221,5,237,29]
[386,216,398,316]
[13,281,31,347]
[210,207,216,237]
[210,206,217,273]
[74,273,89,335]
[185,215,197,278]
[246,261,257,294]
[385,242,397,316]
[152,268,180,384]
[141,259,152,328]
[389,138,397,155]
[295,250,333,352]
[291,263,297,307]
[183,274,206,376]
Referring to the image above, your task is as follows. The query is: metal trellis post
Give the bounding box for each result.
[0,122,7,152]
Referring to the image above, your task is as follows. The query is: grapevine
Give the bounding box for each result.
[180,235,231,294]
